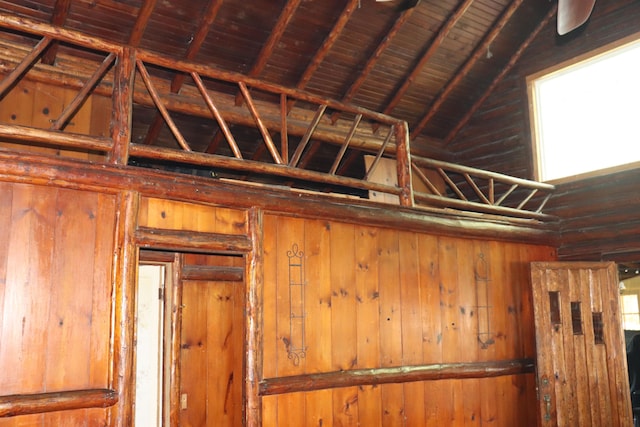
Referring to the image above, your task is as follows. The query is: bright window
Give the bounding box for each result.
[528,34,640,182]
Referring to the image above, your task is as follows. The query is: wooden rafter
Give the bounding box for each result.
[142,0,224,145]
[41,0,71,65]
[411,0,524,137]
[445,4,558,143]
[295,0,359,91]
[382,0,473,116]
[128,0,158,46]
[330,5,416,124]
[234,0,302,106]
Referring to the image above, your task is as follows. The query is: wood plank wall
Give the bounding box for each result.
[446,0,640,262]
[261,213,555,426]
[0,78,110,160]
[0,182,116,426]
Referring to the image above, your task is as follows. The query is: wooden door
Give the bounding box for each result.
[178,256,244,427]
[531,262,632,426]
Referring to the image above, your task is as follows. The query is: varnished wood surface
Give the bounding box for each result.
[0,389,117,417]
[261,213,556,425]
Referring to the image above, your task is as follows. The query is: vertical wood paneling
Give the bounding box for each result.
[398,231,425,426]
[179,280,208,427]
[261,215,278,425]
[261,214,556,426]
[330,222,358,426]
[458,240,479,426]
[355,225,382,426]
[0,183,116,427]
[304,219,333,427]
[436,236,458,423]
[275,216,306,426]
[45,189,97,426]
[378,228,404,426]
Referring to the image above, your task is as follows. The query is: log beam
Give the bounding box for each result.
[0,389,118,417]
[260,359,535,395]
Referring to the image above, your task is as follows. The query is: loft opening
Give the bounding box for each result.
[527,32,640,183]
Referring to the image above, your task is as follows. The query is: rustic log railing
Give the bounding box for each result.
[411,156,556,221]
[0,13,555,221]
[0,389,118,417]
[260,358,535,395]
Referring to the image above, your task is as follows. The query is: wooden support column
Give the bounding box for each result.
[108,47,136,165]
[395,121,414,207]
[245,208,264,427]
[109,191,139,427]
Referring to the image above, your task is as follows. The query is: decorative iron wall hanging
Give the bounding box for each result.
[286,243,306,366]
[475,252,495,348]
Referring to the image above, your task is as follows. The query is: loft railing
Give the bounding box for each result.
[0,14,554,222]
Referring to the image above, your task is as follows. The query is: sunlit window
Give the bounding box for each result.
[527,35,640,182]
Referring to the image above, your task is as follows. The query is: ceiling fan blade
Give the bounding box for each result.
[557,0,596,35]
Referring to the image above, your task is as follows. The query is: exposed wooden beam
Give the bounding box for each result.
[411,0,524,137]
[445,4,558,144]
[41,0,71,65]
[260,359,535,395]
[0,389,118,417]
[128,0,158,46]
[142,0,223,145]
[295,0,359,91]
[381,0,473,116]
[331,4,416,123]
[234,0,302,106]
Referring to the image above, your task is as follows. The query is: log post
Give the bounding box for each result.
[109,191,139,427]
[395,121,414,207]
[245,208,264,427]
[108,47,136,165]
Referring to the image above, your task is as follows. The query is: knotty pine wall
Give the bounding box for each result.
[0,181,116,426]
[0,78,110,160]
[261,214,555,426]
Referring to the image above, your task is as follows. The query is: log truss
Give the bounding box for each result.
[0,13,555,223]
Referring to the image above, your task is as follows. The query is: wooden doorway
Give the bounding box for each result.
[135,250,245,427]
[531,261,632,426]
[178,253,245,427]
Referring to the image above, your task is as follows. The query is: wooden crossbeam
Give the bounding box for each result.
[128,0,158,46]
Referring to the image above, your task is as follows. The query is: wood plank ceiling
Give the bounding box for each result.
[0,0,556,166]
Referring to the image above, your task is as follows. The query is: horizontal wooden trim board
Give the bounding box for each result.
[182,264,244,282]
[135,226,252,254]
[259,358,535,395]
[0,389,118,417]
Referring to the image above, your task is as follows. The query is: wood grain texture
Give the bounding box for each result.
[261,214,555,426]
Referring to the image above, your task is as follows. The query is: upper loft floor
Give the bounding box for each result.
[0,12,557,242]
